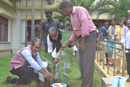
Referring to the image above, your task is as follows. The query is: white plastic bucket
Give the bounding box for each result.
[111,76,127,87]
[52,83,67,87]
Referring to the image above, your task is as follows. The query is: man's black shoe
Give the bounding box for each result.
[126,78,130,82]
[77,76,82,79]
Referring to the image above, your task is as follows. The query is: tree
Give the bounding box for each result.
[45,0,54,5]
[53,0,105,30]
[41,0,44,22]
[25,0,28,46]
[9,0,21,12]
[97,0,130,21]
[31,0,35,40]
[53,9,72,30]
[9,0,29,46]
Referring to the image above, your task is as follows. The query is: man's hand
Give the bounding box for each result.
[71,41,76,45]
[105,37,108,39]
[61,45,68,50]
[44,72,53,81]
[53,58,60,66]
[97,38,99,41]
[79,42,85,52]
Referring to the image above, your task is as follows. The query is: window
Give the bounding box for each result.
[0,16,8,42]
[27,20,41,41]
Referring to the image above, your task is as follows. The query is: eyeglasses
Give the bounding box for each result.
[46,16,51,18]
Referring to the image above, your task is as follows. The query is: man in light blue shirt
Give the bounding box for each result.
[4,38,53,87]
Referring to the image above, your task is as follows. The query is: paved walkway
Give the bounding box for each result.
[95,51,130,87]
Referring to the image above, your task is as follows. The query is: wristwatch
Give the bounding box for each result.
[58,56,61,60]
[45,70,49,73]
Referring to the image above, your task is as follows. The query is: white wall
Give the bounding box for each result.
[11,11,23,53]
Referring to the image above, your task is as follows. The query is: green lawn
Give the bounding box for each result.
[0,53,102,87]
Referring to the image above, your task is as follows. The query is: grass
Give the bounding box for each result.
[0,53,102,87]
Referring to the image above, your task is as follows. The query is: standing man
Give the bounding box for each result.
[40,9,60,53]
[59,1,96,87]
[121,10,130,81]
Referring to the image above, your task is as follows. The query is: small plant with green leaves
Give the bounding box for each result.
[39,31,75,86]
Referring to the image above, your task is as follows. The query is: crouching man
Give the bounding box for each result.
[3,38,53,87]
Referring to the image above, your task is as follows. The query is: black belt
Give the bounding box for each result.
[77,30,96,38]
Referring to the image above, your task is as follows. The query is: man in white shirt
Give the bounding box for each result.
[124,28,130,82]
[121,11,130,81]
[47,27,77,86]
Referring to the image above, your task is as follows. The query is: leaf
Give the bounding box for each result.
[60,73,71,85]
[60,48,75,64]
[62,69,72,74]
[39,48,53,65]
[61,31,72,45]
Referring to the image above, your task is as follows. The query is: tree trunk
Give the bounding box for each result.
[41,0,43,22]
[25,0,28,46]
[31,0,35,40]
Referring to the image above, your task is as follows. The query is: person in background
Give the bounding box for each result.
[97,22,109,62]
[100,22,110,65]
[114,19,125,74]
[96,25,100,39]
[106,18,118,66]
[97,25,106,41]
[125,30,130,82]
[40,9,60,53]
[124,20,129,28]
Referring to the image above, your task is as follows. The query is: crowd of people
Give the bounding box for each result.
[96,12,130,82]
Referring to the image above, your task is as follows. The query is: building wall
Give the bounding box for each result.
[0,0,110,58]
[0,1,14,58]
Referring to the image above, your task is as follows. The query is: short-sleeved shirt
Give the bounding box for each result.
[99,26,106,35]
[101,29,108,37]
[41,19,60,43]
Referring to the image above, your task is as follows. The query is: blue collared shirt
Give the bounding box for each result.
[21,50,46,71]
[99,26,106,35]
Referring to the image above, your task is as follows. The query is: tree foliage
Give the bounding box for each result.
[9,0,21,12]
[53,0,105,30]
[97,0,130,21]
[45,0,54,5]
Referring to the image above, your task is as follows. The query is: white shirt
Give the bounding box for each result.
[21,50,46,71]
[125,31,130,49]
[121,25,129,46]
[47,34,78,58]
[47,34,53,53]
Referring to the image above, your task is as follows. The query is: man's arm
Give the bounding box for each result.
[40,22,45,41]
[57,20,60,29]
[100,31,107,39]
[21,50,52,80]
[100,33,105,39]
[40,30,44,41]
[79,35,88,52]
